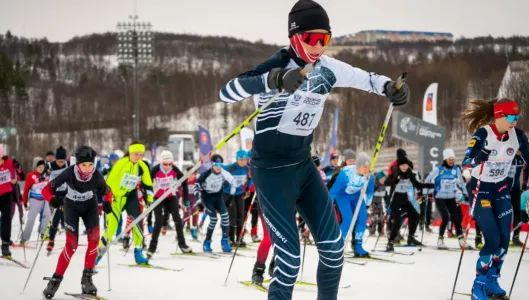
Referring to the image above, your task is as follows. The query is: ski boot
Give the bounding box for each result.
[122,235,131,250]
[395,232,404,244]
[147,225,154,234]
[47,240,54,252]
[43,273,63,299]
[425,226,433,233]
[353,240,370,258]
[486,268,507,299]
[134,248,149,265]
[437,237,448,249]
[186,223,191,232]
[203,240,213,252]
[251,235,261,243]
[190,227,198,240]
[268,257,275,277]
[407,236,423,246]
[458,234,470,249]
[386,241,395,252]
[1,242,11,257]
[229,239,237,248]
[81,268,98,296]
[237,238,247,248]
[221,238,232,252]
[447,229,455,238]
[179,243,193,253]
[252,262,266,286]
[475,234,484,249]
[511,234,523,247]
[471,274,489,300]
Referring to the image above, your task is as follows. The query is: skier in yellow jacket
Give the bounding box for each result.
[96,142,154,264]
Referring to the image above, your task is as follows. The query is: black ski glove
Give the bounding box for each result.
[384,81,410,106]
[474,149,491,165]
[267,68,306,93]
[103,201,113,214]
[50,196,63,209]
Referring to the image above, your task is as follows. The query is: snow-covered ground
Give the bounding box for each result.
[2,216,528,300]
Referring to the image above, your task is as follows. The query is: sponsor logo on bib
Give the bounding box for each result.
[292,94,302,107]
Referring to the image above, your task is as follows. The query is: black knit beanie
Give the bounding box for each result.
[396,148,407,159]
[55,146,67,160]
[288,0,331,37]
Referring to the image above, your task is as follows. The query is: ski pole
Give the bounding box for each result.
[449,163,484,300]
[508,225,528,298]
[108,64,314,254]
[104,213,112,291]
[21,208,57,294]
[418,191,430,252]
[344,73,407,250]
[224,192,257,286]
[372,188,396,252]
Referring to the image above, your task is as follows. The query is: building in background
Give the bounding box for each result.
[334,30,454,44]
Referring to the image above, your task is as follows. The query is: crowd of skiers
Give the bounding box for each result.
[0,133,527,300]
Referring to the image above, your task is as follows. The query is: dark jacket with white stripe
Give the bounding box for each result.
[219,48,391,168]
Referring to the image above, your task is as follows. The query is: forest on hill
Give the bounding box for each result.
[0,30,528,168]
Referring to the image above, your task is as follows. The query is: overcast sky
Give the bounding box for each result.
[1,0,528,45]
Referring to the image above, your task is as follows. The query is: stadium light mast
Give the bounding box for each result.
[116,15,154,140]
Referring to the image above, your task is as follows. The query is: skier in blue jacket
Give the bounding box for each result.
[329,153,374,257]
[223,149,252,246]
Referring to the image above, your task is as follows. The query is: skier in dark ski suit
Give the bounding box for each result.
[42,146,112,299]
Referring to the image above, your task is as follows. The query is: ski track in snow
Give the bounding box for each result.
[2,218,528,300]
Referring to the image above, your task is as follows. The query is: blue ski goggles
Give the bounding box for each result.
[503,114,520,123]
[213,162,223,167]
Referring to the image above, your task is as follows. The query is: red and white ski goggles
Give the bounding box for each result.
[299,32,332,47]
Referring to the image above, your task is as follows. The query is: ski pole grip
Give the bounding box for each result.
[395,72,407,90]
[299,64,314,76]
